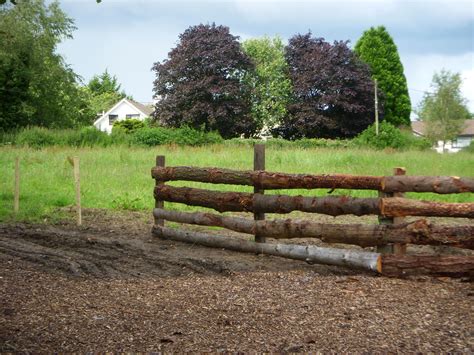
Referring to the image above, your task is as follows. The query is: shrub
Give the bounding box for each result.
[131,126,223,146]
[131,127,170,146]
[463,140,474,153]
[224,137,353,149]
[16,127,59,148]
[354,121,430,150]
[172,126,223,146]
[77,126,112,147]
[113,119,145,134]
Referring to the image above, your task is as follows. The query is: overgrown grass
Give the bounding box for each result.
[1,145,473,222]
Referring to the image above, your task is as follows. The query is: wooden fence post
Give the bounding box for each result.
[254,144,266,243]
[14,157,20,214]
[377,167,407,254]
[155,155,166,227]
[392,167,407,255]
[73,157,82,226]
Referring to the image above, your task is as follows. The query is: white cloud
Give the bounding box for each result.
[403,51,474,113]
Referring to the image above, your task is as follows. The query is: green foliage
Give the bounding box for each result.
[113,119,145,134]
[132,126,223,147]
[15,126,113,148]
[0,0,91,130]
[354,121,430,150]
[83,70,128,116]
[111,193,143,211]
[355,26,411,127]
[224,137,353,149]
[16,127,58,148]
[88,70,125,97]
[463,140,474,153]
[242,36,292,135]
[417,70,470,145]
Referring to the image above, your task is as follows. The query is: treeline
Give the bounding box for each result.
[1,121,433,151]
[152,24,411,140]
[0,1,130,132]
[1,0,412,141]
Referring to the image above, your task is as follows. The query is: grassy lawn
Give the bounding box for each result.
[1,145,473,222]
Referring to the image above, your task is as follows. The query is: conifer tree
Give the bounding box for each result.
[355,26,411,126]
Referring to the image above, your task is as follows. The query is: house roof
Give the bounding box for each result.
[93,98,154,126]
[129,99,154,116]
[411,119,474,136]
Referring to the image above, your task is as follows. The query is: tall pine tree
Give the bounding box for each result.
[354,26,411,127]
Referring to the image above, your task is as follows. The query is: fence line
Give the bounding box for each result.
[151,146,474,277]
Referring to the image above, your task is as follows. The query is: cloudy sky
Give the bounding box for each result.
[58,0,474,115]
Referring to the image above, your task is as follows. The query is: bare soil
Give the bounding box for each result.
[1,209,473,352]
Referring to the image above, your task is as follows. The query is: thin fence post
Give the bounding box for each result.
[73,156,82,226]
[254,144,265,243]
[14,157,20,214]
[392,167,407,255]
[155,155,166,227]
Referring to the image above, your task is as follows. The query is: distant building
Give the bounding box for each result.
[93,98,154,134]
[411,119,474,153]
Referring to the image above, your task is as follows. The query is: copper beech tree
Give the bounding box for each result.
[276,33,380,139]
[152,24,257,138]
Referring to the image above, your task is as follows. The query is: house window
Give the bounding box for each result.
[109,114,118,124]
[126,114,140,119]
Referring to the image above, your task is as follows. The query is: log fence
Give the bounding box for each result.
[151,145,474,277]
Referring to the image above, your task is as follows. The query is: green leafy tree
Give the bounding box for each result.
[242,36,292,135]
[354,26,411,127]
[0,0,90,130]
[85,70,127,114]
[417,69,470,149]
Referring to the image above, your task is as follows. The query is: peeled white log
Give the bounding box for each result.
[153,226,382,273]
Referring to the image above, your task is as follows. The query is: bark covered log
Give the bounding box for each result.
[152,225,474,277]
[381,254,474,277]
[153,209,474,249]
[154,185,474,218]
[151,166,474,194]
[152,225,382,272]
[381,197,474,218]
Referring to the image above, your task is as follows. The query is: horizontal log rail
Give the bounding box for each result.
[154,185,474,218]
[153,226,474,277]
[153,209,474,249]
[151,166,474,194]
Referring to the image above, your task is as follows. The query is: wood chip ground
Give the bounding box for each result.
[1,209,473,352]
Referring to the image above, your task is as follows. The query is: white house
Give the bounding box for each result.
[93,98,154,134]
[412,119,474,153]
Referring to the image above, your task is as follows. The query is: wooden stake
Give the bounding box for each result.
[155,155,166,227]
[374,78,379,136]
[393,167,407,255]
[73,157,82,226]
[254,144,265,243]
[14,157,20,214]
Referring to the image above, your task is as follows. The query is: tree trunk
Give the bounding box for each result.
[153,226,382,272]
[154,185,474,218]
[152,225,474,277]
[153,209,474,249]
[151,166,474,194]
[381,254,474,277]
[381,197,474,218]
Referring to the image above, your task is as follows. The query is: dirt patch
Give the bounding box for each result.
[1,209,473,352]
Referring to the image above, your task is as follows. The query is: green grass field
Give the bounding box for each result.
[1,145,473,222]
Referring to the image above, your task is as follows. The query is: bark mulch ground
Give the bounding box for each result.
[1,209,473,352]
